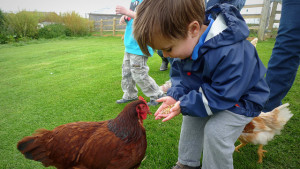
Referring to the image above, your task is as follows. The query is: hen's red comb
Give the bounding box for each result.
[138,96,147,104]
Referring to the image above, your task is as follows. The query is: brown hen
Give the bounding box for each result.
[17,96,150,169]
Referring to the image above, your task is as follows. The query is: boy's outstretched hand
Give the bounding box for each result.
[155,96,181,122]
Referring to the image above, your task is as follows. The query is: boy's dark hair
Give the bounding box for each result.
[134,0,206,56]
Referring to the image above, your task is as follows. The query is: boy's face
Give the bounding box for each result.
[151,21,203,59]
[152,34,198,59]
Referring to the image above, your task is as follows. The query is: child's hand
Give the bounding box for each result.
[155,96,181,122]
[116,5,129,16]
[119,15,127,25]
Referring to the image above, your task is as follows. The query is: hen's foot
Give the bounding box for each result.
[257,144,267,163]
[235,140,247,152]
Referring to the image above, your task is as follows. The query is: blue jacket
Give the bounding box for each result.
[167,4,270,117]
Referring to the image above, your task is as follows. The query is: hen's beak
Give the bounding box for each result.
[147,110,152,115]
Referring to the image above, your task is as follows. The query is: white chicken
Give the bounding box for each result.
[235,103,293,163]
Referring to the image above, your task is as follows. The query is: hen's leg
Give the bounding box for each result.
[257,144,267,163]
[235,139,248,152]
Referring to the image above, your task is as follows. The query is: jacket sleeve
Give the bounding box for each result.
[178,45,268,117]
[168,58,181,88]
[167,60,190,100]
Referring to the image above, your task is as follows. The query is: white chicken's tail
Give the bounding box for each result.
[261,103,293,135]
[275,103,293,128]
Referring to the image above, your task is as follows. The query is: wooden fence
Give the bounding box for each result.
[243,0,281,40]
[95,0,281,40]
[96,17,125,36]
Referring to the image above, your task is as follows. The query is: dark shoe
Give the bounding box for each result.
[160,60,168,71]
[116,97,138,104]
[147,100,160,106]
[147,94,166,106]
[171,162,201,169]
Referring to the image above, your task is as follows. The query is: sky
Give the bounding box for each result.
[0,0,131,18]
[0,0,274,20]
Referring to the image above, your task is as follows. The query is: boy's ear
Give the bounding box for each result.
[188,21,200,38]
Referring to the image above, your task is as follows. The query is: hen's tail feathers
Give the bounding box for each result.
[17,129,53,166]
[275,103,293,127]
[268,103,293,135]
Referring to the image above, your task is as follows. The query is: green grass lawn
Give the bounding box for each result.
[0,36,299,169]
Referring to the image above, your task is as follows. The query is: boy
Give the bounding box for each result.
[115,0,164,106]
[133,0,270,168]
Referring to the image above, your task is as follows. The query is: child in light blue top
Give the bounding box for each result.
[115,0,163,106]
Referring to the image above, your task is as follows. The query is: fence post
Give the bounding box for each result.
[113,17,116,36]
[258,0,271,40]
[267,2,278,32]
[100,19,103,36]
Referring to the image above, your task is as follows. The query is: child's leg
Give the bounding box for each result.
[178,115,209,167]
[202,111,253,169]
[130,54,163,99]
[121,52,138,99]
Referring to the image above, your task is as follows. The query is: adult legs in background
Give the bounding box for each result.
[157,50,169,71]
[157,50,178,93]
[263,0,300,112]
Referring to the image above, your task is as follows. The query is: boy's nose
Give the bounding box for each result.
[162,51,169,58]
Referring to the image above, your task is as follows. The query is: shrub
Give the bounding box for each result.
[61,11,93,36]
[0,9,15,44]
[5,11,39,40]
[0,9,8,44]
[0,33,10,44]
[0,9,5,28]
[0,10,94,43]
[38,24,67,39]
[39,12,62,23]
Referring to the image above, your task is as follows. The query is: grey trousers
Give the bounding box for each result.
[178,110,253,169]
[121,52,163,100]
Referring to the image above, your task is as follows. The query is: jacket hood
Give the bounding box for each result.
[201,3,249,52]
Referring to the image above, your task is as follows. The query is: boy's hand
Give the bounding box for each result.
[155,96,181,122]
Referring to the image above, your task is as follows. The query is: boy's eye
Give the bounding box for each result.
[165,48,172,52]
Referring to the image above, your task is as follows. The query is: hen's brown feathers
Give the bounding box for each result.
[77,123,146,168]
[18,122,105,168]
[107,100,147,143]
[17,99,149,169]
[242,121,255,133]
